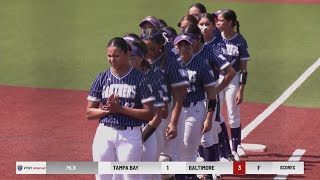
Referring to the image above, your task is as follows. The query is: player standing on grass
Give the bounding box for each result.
[86,37,155,180]
[216,9,251,161]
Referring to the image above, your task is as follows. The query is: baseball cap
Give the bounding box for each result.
[139,16,161,29]
[174,34,193,45]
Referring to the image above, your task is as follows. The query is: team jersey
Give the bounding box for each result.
[143,68,165,108]
[178,55,216,104]
[220,32,250,72]
[204,35,226,55]
[150,54,189,103]
[196,44,230,80]
[166,43,179,59]
[87,67,155,127]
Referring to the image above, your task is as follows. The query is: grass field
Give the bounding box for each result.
[0,0,320,107]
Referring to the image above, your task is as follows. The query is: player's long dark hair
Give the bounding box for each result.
[199,13,216,24]
[140,28,167,70]
[189,3,207,14]
[220,9,240,34]
[183,23,204,43]
[107,37,131,53]
[178,14,199,28]
[131,40,151,72]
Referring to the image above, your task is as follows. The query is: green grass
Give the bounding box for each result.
[0,0,319,107]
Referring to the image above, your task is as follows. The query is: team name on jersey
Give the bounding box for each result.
[223,44,239,56]
[187,69,197,83]
[102,84,136,99]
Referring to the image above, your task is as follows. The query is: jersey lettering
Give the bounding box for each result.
[103,84,136,99]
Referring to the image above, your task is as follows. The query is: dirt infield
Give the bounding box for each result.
[1,85,319,179]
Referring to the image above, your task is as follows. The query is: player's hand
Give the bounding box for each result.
[235,91,243,105]
[166,123,177,139]
[104,94,123,113]
[202,119,212,134]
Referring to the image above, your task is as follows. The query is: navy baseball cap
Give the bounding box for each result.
[174,34,193,45]
[139,16,161,29]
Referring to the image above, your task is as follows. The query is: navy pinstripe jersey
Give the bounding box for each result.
[178,55,216,104]
[165,43,179,59]
[205,35,226,55]
[143,68,165,108]
[87,67,155,127]
[220,33,250,72]
[196,44,230,80]
[150,54,189,102]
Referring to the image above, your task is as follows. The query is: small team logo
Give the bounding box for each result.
[17,165,23,171]
[181,35,187,39]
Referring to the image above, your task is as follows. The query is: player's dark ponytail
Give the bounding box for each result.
[235,20,240,34]
[141,28,167,70]
[107,37,131,53]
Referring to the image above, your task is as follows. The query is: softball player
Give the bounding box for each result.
[86,37,155,180]
[183,24,235,180]
[127,40,166,180]
[198,13,236,161]
[141,28,190,163]
[216,9,251,161]
[174,33,217,180]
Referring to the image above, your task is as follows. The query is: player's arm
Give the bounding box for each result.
[119,101,154,121]
[203,85,217,134]
[171,85,188,126]
[105,94,155,121]
[142,106,162,142]
[236,60,248,105]
[216,64,236,93]
[86,101,109,120]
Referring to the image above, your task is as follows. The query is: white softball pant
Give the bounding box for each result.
[141,123,161,180]
[92,124,142,180]
[181,100,207,161]
[201,104,220,148]
[158,101,186,161]
[218,72,241,128]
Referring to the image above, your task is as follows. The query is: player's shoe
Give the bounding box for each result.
[232,151,240,161]
[227,154,236,162]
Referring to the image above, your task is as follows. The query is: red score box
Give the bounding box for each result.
[233,162,246,175]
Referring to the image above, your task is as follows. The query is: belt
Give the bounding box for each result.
[103,123,135,130]
[183,101,198,108]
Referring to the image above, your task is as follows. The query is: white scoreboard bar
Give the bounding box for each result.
[16,161,304,175]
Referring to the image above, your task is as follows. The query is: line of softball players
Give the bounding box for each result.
[86,3,250,180]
